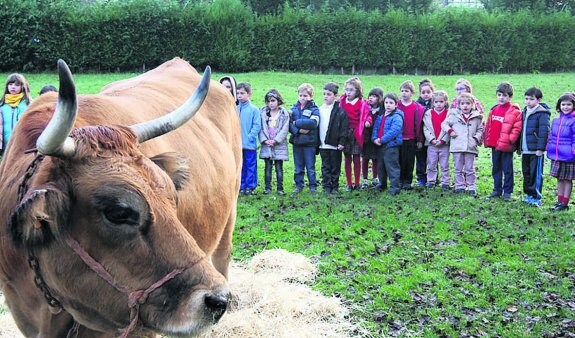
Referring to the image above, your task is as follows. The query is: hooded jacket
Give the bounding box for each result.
[546,112,575,162]
[442,109,484,154]
[519,103,551,154]
[289,100,320,147]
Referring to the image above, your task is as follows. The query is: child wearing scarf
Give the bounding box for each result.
[0,73,31,154]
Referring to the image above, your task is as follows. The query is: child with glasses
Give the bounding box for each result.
[450,79,484,115]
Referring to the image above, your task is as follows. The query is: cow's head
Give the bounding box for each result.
[7,60,230,336]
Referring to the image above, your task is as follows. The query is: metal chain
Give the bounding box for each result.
[17,153,64,313]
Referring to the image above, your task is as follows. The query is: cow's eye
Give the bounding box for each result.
[103,203,140,226]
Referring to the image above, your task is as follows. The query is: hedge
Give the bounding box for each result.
[0,0,573,73]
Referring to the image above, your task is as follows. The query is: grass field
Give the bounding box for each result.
[2,69,574,336]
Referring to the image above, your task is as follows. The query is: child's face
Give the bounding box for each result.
[433,98,446,112]
[7,82,22,95]
[298,91,312,106]
[400,88,413,101]
[323,90,336,105]
[344,85,358,100]
[221,80,233,94]
[419,85,433,101]
[524,95,540,109]
[384,98,397,112]
[455,83,468,95]
[560,100,574,114]
[267,97,279,110]
[459,99,473,113]
[497,92,511,105]
[237,88,250,103]
[367,94,380,107]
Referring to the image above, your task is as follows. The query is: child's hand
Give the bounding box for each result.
[535,150,544,157]
[431,140,438,146]
[337,144,344,151]
[365,121,371,128]
[417,142,423,149]
[374,138,382,146]
[299,129,309,134]
[450,131,458,138]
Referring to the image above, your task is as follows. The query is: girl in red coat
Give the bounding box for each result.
[339,77,371,191]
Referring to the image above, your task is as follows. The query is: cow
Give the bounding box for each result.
[0,57,241,337]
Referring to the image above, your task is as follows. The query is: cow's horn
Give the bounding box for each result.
[131,66,211,143]
[36,59,77,157]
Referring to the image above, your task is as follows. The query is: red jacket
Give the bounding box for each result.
[484,103,523,152]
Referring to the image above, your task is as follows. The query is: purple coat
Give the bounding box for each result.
[546,112,575,162]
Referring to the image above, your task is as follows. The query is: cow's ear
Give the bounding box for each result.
[150,152,190,191]
[8,187,69,247]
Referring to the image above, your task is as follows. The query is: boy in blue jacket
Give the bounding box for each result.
[289,83,320,193]
[237,82,262,195]
[372,93,404,195]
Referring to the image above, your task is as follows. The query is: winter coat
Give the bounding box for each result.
[238,100,262,150]
[1,99,27,152]
[371,109,404,148]
[546,112,575,162]
[339,94,371,149]
[442,109,484,154]
[289,100,320,147]
[519,103,551,154]
[422,109,450,146]
[484,103,522,152]
[322,101,349,148]
[259,107,290,161]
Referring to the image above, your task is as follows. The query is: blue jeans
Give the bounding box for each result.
[293,146,317,189]
[241,149,258,190]
[492,149,514,194]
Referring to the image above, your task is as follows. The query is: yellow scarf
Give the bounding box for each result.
[4,93,24,107]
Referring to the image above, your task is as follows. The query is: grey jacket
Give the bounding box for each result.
[259,107,290,160]
[441,108,484,154]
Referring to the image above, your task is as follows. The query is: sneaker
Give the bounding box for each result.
[529,198,543,207]
[468,190,477,197]
[522,196,534,203]
[402,183,413,190]
[454,189,465,194]
[277,190,285,195]
[293,186,303,194]
[346,185,353,192]
[264,189,272,194]
[331,188,339,194]
[551,202,569,211]
[487,191,502,199]
[372,177,380,186]
[239,189,245,195]
[441,184,450,191]
[503,193,512,202]
[244,188,253,195]
[417,180,427,187]
[323,187,332,194]
[310,188,318,194]
[361,179,369,190]
[426,183,435,189]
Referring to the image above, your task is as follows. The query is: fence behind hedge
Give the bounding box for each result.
[0,0,573,73]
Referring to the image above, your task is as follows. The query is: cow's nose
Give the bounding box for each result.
[204,291,229,322]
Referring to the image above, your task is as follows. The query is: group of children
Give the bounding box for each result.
[222,75,575,212]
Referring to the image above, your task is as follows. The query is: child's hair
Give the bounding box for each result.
[431,90,449,109]
[236,82,252,94]
[555,92,575,113]
[264,89,284,106]
[39,85,58,96]
[457,92,477,110]
[298,83,314,97]
[323,82,339,95]
[455,78,473,93]
[524,87,543,100]
[1,73,31,105]
[496,82,514,97]
[418,78,435,92]
[384,93,399,105]
[344,77,363,98]
[368,87,384,103]
[400,80,415,93]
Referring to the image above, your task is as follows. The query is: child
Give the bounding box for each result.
[422,90,450,190]
[361,88,384,189]
[259,89,290,195]
[519,87,551,206]
[450,78,484,115]
[237,82,262,195]
[397,80,424,190]
[219,76,238,105]
[546,93,575,211]
[372,93,404,195]
[339,77,370,192]
[289,83,320,193]
[0,73,31,155]
[442,93,484,196]
[318,82,349,194]
[39,84,58,96]
[415,78,435,187]
[484,82,523,201]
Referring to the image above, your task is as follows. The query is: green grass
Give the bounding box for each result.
[2,70,574,336]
